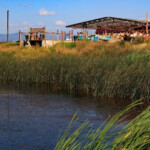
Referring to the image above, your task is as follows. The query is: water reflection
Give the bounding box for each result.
[0,84,148,150]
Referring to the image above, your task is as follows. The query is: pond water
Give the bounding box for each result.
[0,84,146,150]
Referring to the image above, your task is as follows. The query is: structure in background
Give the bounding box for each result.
[19,27,73,47]
[66,16,150,42]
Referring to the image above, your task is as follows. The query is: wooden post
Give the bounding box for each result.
[28,27,30,41]
[33,31,35,40]
[44,26,46,44]
[77,32,79,40]
[36,33,39,40]
[57,30,59,41]
[64,32,66,40]
[69,31,71,41]
[31,28,34,40]
[71,30,73,41]
[61,31,63,41]
[146,12,149,35]
[82,28,85,40]
[52,32,54,46]
[87,30,89,38]
[7,10,9,42]
[83,31,85,39]
[19,30,21,47]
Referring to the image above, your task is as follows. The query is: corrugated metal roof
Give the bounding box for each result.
[66,17,150,29]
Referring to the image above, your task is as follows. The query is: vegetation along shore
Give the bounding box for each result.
[0,40,150,101]
[55,101,150,150]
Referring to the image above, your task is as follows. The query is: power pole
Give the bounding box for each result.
[7,10,9,42]
[146,12,149,34]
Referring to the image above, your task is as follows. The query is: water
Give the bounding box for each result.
[0,84,146,150]
[0,33,71,42]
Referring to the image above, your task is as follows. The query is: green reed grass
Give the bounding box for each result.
[55,100,150,150]
[0,41,149,100]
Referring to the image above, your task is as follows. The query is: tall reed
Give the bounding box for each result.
[55,101,150,150]
[0,41,149,100]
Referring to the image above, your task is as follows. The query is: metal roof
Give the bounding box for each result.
[66,17,150,32]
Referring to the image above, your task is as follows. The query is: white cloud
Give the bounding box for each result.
[55,20,66,26]
[37,22,45,26]
[10,21,45,32]
[22,21,29,26]
[19,3,28,7]
[39,9,56,16]
[4,4,8,7]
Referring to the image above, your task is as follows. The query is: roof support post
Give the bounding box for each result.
[71,30,73,41]
[87,30,89,39]
[77,32,79,40]
[83,28,85,39]
[69,31,71,40]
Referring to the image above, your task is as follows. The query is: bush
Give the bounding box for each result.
[60,42,76,49]
[133,37,144,44]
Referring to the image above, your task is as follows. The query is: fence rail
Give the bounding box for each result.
[19,29,74,47]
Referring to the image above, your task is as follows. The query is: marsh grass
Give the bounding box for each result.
[60,42,76,49]
[0,41,149,100]
[55,101,150,150]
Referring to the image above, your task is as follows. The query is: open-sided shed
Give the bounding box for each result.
[66,16,150,34]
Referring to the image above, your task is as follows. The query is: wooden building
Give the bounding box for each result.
[25,27,46,46]
[19,27,74,47]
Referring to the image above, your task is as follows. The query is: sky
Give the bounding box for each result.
[0,0,150,34]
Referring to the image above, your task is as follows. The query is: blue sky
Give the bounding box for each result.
[0,0,150,33]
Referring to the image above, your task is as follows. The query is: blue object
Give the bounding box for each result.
[94,37,99,41]
[106,36,111,40]
[91,36,95,41]
[79,36,83,40]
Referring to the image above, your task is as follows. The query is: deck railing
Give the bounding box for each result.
[19,29,74,47]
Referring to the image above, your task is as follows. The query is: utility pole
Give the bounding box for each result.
[7,10,9,42]
[146,12,149,34]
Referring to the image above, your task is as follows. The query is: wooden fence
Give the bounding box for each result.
[19,29,74,47]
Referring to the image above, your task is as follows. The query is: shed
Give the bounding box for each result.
[66,17,150,33]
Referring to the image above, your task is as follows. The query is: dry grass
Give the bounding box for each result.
[0,40,150,56]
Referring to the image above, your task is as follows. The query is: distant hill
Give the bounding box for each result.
[0,33,73,42]
[0,33,26,42]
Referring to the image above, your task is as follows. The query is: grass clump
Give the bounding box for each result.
[133,37,144,44]
[55,101,150,150]
[60,42,76,49]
